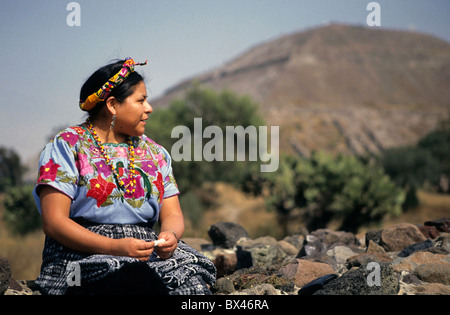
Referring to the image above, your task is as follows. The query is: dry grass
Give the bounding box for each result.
[382,190,450,227]
[0,194,45,280]
[0,230,44,280]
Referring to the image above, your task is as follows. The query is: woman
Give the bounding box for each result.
[32,57,216,295]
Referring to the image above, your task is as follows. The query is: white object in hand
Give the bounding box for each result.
[154,239,166,247]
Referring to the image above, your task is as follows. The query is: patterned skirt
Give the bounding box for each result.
[35,219,217,295]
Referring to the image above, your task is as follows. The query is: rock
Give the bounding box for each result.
[346,252,393,269]
[245,245,287,267]
[236,236,277,248]
[276,240,299,256]
[424,218,450,233]
[212,277,236,294]
[380,223,427,252]
[235,236,290,268]
[234,283,280,295]
[366,240,387,254]
[214,250,238,277]
[326,245,357,264]
[365,230,383,247]
[397,239,434,257]
[301,252,339,272]
[0,257,11,295]
[392,251,450,273]
[413,283,450,295]
[282,234,305,250]
[4,280,41,295]
[296,234,323,257]
[419,225,440,239]
[225,265,295,293]
[297,274,338,295]
[280,259,335,288]
[436,235,450,253]
[235,246,253,269]
[208,222,249,249]
[414,263,450,285]
[312,229,357,247]
[314,262,400,295]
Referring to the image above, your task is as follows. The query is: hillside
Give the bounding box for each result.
[152,24,450,156]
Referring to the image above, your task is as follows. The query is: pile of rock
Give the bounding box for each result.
[2,218,449,295]
[191,219,450,295]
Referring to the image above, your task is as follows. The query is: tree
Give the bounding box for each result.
[417,128,450,193]
[0,147,25,192]
[2,184,41,235]
[146,85,266,193]
[256,151,405,234]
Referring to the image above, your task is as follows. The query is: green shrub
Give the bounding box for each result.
[3,184,41,235]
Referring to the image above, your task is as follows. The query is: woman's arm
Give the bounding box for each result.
[39,186,155,261]
[155,195,185,259]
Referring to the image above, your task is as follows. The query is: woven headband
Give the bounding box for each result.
[79,57,148,111]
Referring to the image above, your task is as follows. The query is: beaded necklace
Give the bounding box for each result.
[86,119,137,195]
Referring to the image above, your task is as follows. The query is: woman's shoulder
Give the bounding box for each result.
[139,134,164,152]
[46,125,88,148]
[138,134,171,161]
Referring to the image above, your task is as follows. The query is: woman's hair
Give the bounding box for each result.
[80,59,144,120]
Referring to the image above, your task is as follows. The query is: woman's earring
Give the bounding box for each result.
[110,115,116,130]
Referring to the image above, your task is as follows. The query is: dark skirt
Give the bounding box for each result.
[35,219,216,295]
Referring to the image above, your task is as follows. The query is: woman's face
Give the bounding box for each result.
[114,81,152,138]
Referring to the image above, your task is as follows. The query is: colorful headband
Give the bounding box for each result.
[79,57,148,111]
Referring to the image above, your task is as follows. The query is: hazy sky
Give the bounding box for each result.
[1,0,449,163]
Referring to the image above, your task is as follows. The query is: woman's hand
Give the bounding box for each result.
[113,238,155,262]
[154,231,178,259]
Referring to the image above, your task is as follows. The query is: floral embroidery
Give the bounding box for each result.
[153,172,165,204]
[123,175,145,199]
[60,132,80,146]
[37,159,61,183]
[89,146,102,159]
[76,153,94,176]
[95,161,111,177]
[140,160,157,177]
[86,174,117,207]
[71,126,86,136]
[135,147,146,158]
[116,147,127,158]
[154,152,168,168]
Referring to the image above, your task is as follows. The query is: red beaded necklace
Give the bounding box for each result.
[86,119,137,195]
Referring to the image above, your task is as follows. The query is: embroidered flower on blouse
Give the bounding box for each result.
[154,152,168,168]
[60,132,80,146]
[95,160,112,177]
[71,126,86,136]
[152,172,165,204]
[37,159,61,183]
[123,175,145,199]
[134,147,146,158]
[116,147,127,158]
[76,153,94,176]
[86,175,117,207]
[140,160,157,177]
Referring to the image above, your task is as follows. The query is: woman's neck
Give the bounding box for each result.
[86,118,126,144]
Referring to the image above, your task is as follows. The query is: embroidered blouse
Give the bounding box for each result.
[32,125,179,225]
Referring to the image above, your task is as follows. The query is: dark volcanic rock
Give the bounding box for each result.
[314,262,400,295]
[208,222,249,249]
